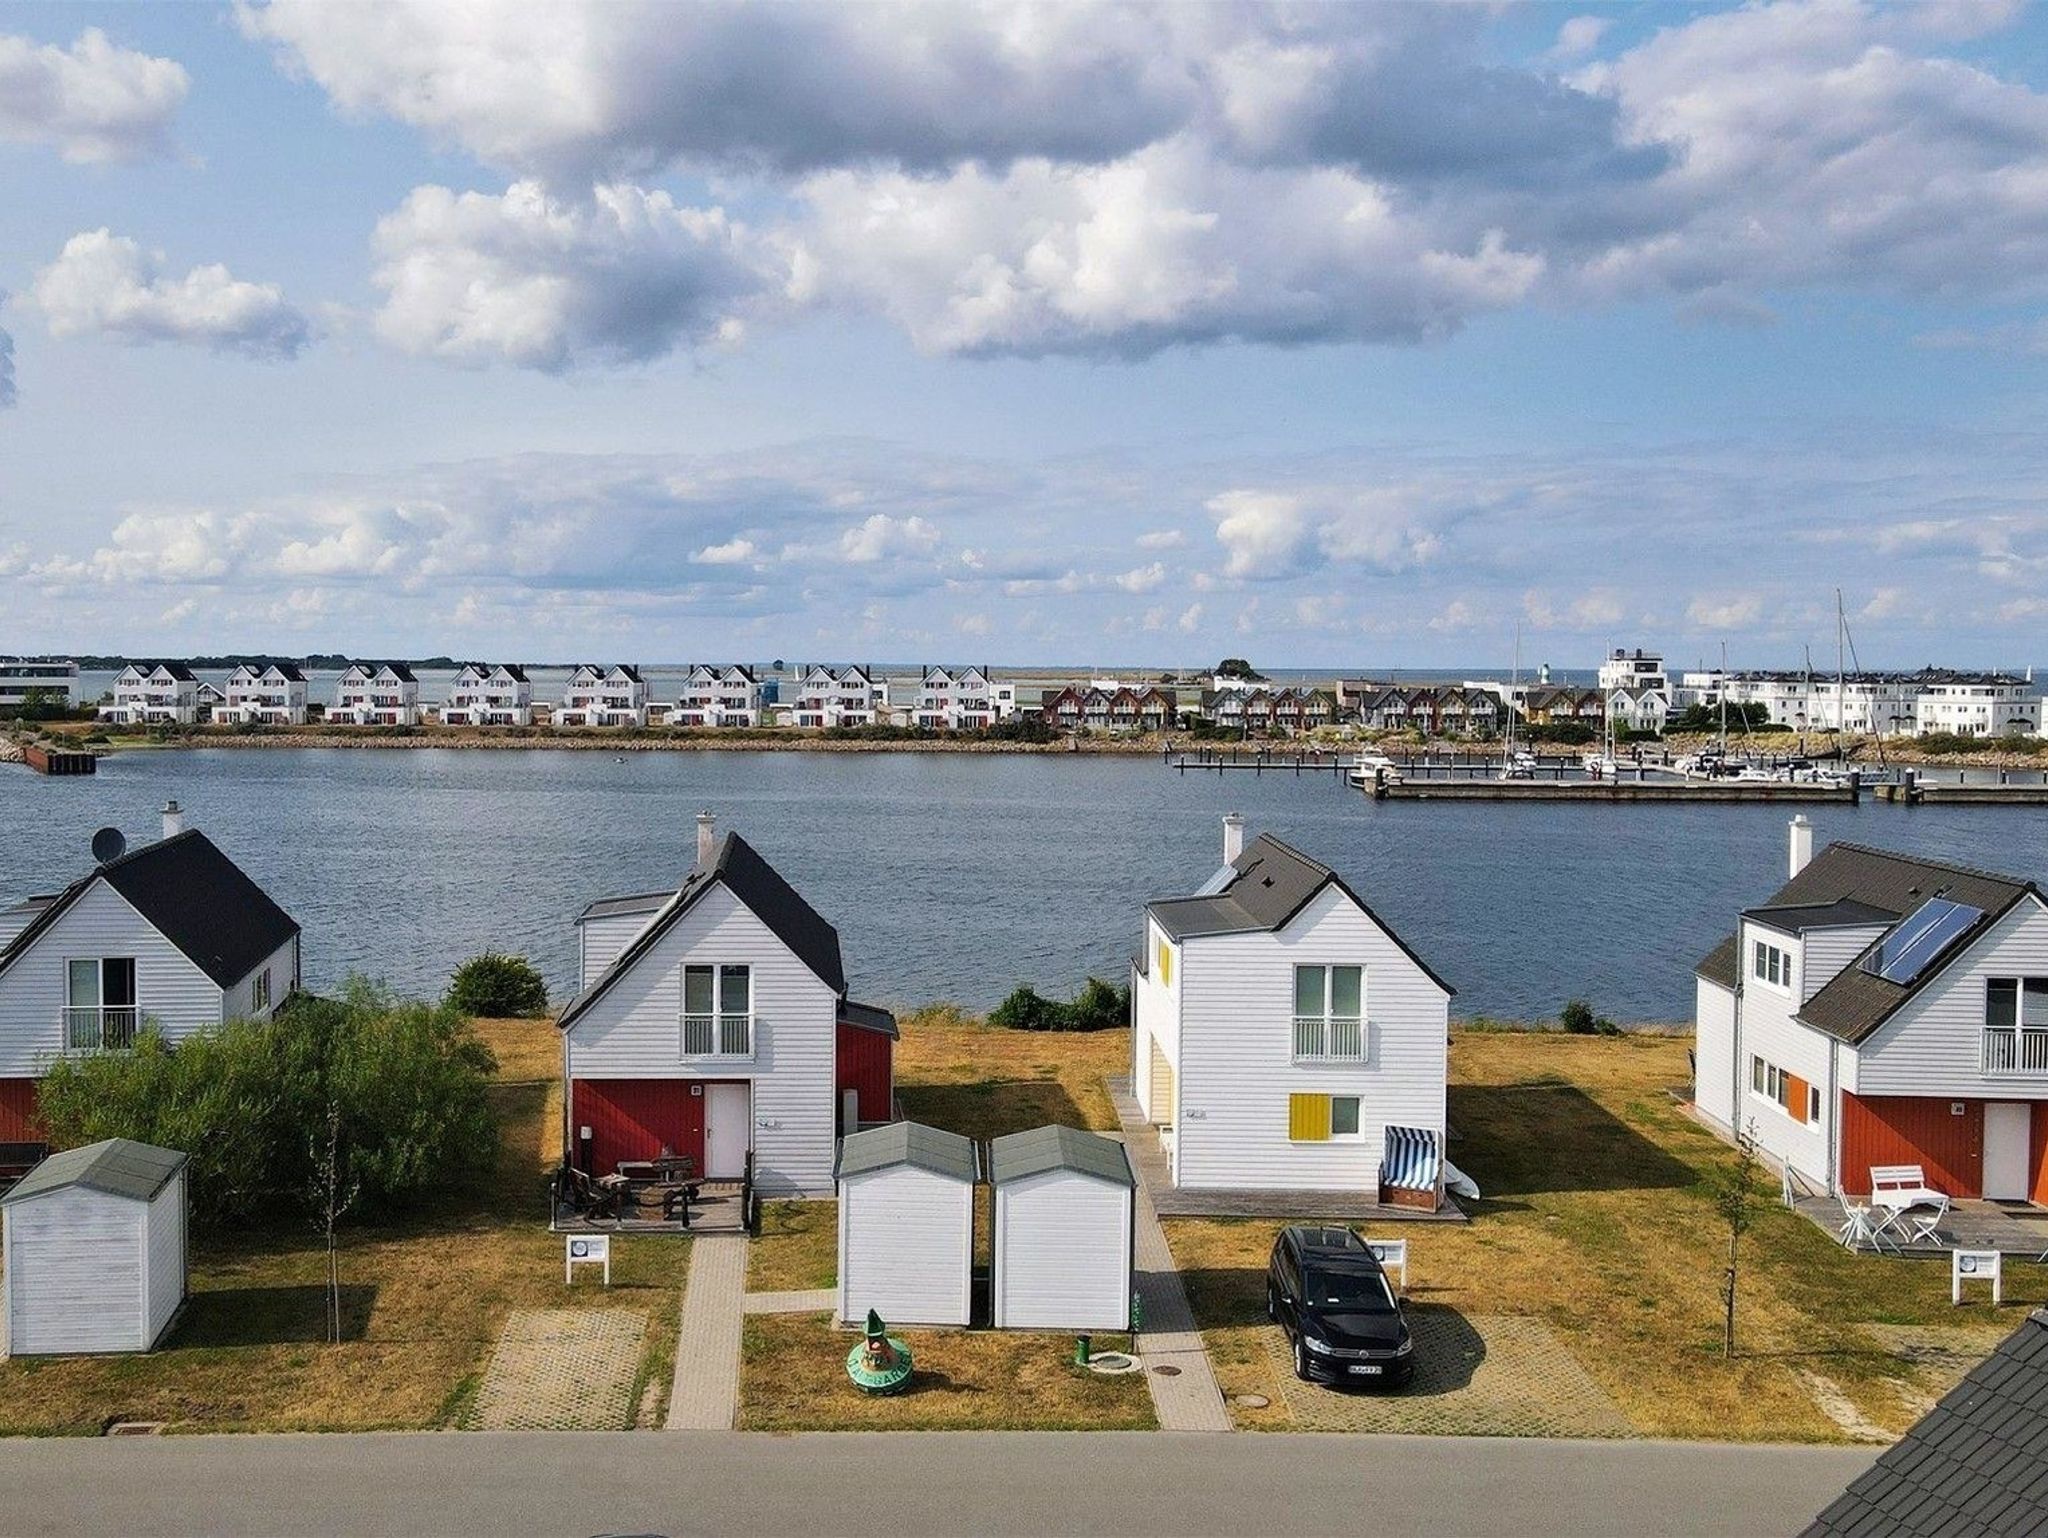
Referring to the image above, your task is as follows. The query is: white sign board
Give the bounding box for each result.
[1951,1248,2001,1307]
[1364,1238,1408,1292]
[566,1233,611,1286]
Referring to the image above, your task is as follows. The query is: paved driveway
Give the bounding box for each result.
[0,1429,1872,1537]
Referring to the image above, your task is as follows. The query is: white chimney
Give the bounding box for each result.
[1222,812,1246,865]
[1789,815,1813,879]
[696,810,717,868]
[161,800,186,840]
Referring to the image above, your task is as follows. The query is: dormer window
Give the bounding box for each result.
[1752,938,1793,991]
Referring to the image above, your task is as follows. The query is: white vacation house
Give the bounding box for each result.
[330,663,420,726]
[674,665,763,728]
[98,663,199,727]
[556,815,900,1198]
[0,805,301,1143]
[220,664,308,725]
[794,665,886,729]
[0,659,79,712]
[1695,819,2048,1203]
[442,664,532,727]
[556,664,648,728]
[1131,816,1456,1205]
[915,666,1016,730]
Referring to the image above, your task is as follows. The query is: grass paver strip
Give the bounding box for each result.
[468,1308,646,1431]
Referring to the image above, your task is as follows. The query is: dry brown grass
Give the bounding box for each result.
[1170,1030,2048,1441]
[893,1009,1123,1141]
[739,1312,1154,1431]
[750,1200,838,1293]
[0,1017,685,1435]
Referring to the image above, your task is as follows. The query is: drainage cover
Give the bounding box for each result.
[1152,1364,1182,1377]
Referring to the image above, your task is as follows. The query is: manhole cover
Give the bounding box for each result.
[1152,1364,1182,1377]
[105,1422,165,1437]
[1233,1393,1270,1409]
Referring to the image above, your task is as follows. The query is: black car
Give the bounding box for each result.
[1267,1225,1415,1387]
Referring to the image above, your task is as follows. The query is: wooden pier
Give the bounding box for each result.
[20,743,96,776]
[1369,777,1857,804]
[1875,773,2048,806]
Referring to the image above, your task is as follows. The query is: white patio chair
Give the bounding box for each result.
[1836,1193,1877,1251]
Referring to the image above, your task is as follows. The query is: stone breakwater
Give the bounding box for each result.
[62,729,1180,755]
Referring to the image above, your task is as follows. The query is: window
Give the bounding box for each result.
[1156,940,1173,987]
[1752,938,1792,990]
[684,963,752,1055]
[64,957,137,1050]
[1749,1053,1820,1126]
[252,968,272,1013]
[1293,964,1365,1059]
[1984,977,2048,1073]
[1289,1093,1364,1143]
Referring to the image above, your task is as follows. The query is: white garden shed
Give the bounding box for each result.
[989,1125,1135,1331]
[835,1121,979,1327]
[2,1139,188,1356]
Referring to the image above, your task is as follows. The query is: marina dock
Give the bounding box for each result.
[1874,774,2048,805]
[1368,777,1857,804]
[19,743,96,776]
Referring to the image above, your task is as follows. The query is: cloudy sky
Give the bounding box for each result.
[5,1,2048,669]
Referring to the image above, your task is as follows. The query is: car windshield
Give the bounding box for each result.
[1303,1266,1396,1312]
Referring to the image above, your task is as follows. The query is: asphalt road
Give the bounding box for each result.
[0,1430,1871,1537]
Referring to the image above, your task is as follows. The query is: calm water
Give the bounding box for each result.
[4,749,2047,1022]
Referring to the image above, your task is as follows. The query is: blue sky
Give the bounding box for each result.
[5,1,2048,670]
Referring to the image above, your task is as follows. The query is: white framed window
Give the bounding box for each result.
[252,968,272,1013]
[1292,964,1366,1060]
[1751,938,1793,991]
[1984,977,2048,1074]
[684,963,753,1056]
[1329,1095,1364,1141]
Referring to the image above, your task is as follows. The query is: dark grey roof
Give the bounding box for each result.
[557,832,846,1030]
[989,1125,1135,1188]
[576,890,673,925]
[835,1121,978,1183]
[838,999,899,1039]
[269,663,307,682]
[1695,841,2036,1044]
[1,1138,186,1206]
[1805,1309,2048,1537]
[0,830,299,991]
[1741,898,1899,935]
[1148,834,1453,996]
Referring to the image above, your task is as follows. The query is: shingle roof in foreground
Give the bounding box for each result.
[834,1121,978,1183]
[1804,1308,2048,1537]
[988,1125,1135,1188]
[2,1138,187,1206]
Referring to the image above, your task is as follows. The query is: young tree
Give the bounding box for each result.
[447,951,549,1018]
[1708,1120,1768,1361]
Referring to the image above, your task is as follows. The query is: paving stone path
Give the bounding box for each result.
[1267,1310,1632,1437]
[667,1233,748,1429]
[469,1309,647,1431]
[1130,1170,1233,1432]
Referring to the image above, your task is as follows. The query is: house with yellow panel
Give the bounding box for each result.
[1130,815,1457,1208]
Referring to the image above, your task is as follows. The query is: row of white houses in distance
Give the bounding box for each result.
[92,663,1018,731]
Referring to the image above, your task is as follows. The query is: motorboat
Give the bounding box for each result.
[1345,752,1405,787]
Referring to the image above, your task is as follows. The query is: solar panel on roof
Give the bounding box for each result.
[1862,897,1985,985]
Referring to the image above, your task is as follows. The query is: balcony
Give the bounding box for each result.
[1293,1015,1366,1062]
[683,1013,754,1059]
[63,1005,139,1052]
[1983,1026,2048,1075]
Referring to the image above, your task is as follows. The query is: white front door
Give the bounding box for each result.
[1985,1102,2031,1200]
[705,1082,751,1179]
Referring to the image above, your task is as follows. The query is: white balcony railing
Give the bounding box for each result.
[64,1005,139,1052]
[1984,1026,2048,1074]
[684,1013,754,1058]
[1293,1015,1366,1061]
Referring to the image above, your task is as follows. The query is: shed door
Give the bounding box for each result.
[705,1082,751,1179]
[1985,1102,2031,1201]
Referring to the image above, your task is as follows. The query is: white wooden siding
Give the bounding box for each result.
[1693,978,1737,1133]
[564,883,840,1196]
[143,1173,187,1345]
[836,1165,974,1326]
[3,1188,148,1354]
[1799,925,1888,1004]
[1173,885,1448,1192]
[1735,962,1834,1189]
[1131,917,1180,1124]
[992,1171,1132,1330]
[220,935,300,1021]
[0,881,224,1077]
[1858,896,2048,1100]
[579,911,658,988]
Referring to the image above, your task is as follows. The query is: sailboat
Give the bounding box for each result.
[1499,624,1535,780]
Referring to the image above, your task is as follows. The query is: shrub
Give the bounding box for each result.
[1560,998,1619,1036]
[989,977,1130,1032]
[1070,976,1131,1031]
[447,951,549,1018]
[989,985,1069,1031]
[36,980,499,1228]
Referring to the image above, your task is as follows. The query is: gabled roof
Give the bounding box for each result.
[988,1125,1134,1188]
[1695,841,2037,1044]
[838,999,899,1039]
[611,664,644,682]
[835,1120,978,1183]
[557,832,846,1030]
[1805,1309,2048,1537]
[0,829,298,991]
[1147,834,1453,996]
[576,889,673,925]
[1,1137,186,1207]
[267,663,307,682]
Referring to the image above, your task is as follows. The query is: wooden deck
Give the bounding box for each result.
[1107,1078,1467,1223]
[1792,1191,2048,1258]
[552,1181,750,1236]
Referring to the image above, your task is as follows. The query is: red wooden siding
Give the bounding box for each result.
[1839,1093,1983,1197]
[2033,1105,2048,1207]
[836,1024,893,1126]
[570,1079,703,1176]
[0,1079,40,1141]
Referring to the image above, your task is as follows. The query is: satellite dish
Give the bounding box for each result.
[90,827,127,864]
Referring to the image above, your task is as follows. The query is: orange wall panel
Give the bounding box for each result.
[0,1079,40,1141]
[1839,1092,1983,1197]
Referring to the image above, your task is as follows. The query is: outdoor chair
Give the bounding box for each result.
[1836,1192,1878,1251]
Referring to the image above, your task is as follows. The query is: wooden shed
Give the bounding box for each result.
[989,1125,1135,1331]
[2,1138,188,1356]
[835,1121,978,1327]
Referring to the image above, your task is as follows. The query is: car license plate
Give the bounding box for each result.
[1347,1363,1382,1376]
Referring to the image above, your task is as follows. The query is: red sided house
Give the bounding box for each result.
[557,816,897,1197]
[0,807,301,1142]
[1695,819,2048,1202]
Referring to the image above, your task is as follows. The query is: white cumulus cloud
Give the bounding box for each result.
[0,27,187,163]
[33,229,310,359]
